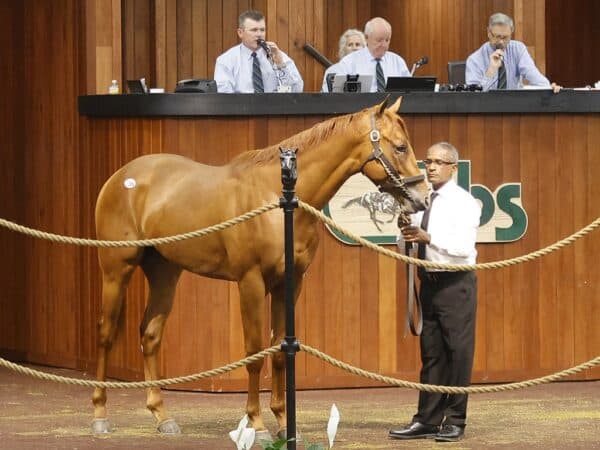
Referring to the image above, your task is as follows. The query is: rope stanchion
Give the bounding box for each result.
[0,203,279,248]
[298,200,600,272]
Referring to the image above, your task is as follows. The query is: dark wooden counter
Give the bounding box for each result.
[79,90,600,117]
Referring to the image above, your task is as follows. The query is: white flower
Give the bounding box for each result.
[229,415,256,450]
[326,404,340,448]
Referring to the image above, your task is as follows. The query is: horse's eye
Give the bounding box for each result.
[395,144,407,154]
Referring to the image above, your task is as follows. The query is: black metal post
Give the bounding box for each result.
[279,147,299,450]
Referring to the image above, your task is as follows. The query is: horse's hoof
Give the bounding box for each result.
[157,418,181,434]
[277,427,301,442]
[254,429,273,445]
[91,418,112,434]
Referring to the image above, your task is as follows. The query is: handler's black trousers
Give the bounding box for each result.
[412,271,477,428]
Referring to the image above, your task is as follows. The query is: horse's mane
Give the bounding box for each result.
[230,111,362,169]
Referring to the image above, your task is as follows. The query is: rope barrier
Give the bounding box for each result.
[300,344,600,394]
[0,345,598,394]
[0,200,598,393]
[0,203,279,247]
[0,346,280,388]
[298,200,600,271]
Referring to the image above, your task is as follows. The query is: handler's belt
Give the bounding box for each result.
[419,270,469,283]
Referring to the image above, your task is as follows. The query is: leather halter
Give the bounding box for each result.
[359,114,425,200]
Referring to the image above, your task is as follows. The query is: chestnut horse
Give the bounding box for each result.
[91,97,429,438]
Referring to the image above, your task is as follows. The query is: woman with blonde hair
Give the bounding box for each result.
[321,28,366,92]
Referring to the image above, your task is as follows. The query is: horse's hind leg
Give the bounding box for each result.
[139,248,182,434]
[92,247,141,433]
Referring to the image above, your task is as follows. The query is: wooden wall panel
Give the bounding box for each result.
[2,0,600,391]
[77,112,600,389]
[546,0,600,86]
[377,0,514,84]
[0,0,26,359]
[120,0,557,91]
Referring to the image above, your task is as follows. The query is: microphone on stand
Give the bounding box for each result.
[410,56,429,76]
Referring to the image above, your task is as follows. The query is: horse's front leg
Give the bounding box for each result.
[269,275,303,438]
[238,268,268,434]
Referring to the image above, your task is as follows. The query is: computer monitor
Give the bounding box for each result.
[385,76,437,92]
[331,74,374,93]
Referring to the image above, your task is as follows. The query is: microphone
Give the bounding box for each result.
[494,43,504,62]
[257,39,272,58]
[410,56,429,76]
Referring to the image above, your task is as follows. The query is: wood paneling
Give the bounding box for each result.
[86,0,122,93]
[0,0,26,359]
[121,0,550,92]
[74,113,600,389]
[1,0,599,392]
[546,0,600,86]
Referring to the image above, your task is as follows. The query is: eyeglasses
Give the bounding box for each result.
[423,159,456,166]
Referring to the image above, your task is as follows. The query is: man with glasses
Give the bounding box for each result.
[214,10,303,93]
[389,142,481,442]
[465,12,560,92]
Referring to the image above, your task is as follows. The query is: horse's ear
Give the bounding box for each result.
[389,96,403,113]
[376,95,392,116]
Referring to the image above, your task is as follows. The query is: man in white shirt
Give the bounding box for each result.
[336,17,410,93]
[214,10,303,93]
[390,142,481,443]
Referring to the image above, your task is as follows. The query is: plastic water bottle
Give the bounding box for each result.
[108,80,119,95]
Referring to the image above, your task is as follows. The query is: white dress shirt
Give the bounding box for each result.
[214,44,304,93]
[465,40,550,91]
[403,179,481,269]
[335,47,410,93]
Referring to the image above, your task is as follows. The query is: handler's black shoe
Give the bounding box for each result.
[389,422,439,440]
[435,424,464,442]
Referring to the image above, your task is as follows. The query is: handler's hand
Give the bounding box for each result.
[400,225,430,244]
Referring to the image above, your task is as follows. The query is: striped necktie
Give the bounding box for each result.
[251,52,264,93]
[375,58,386,92]
[417,192,438,278]
[497,62,507,89]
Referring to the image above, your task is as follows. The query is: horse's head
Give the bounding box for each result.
[358,97,429,216]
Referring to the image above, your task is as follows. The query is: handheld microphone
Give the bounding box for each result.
[256,39,272,57]
[494,43,504,62]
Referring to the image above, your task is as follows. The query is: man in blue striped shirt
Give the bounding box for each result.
[466,13,560,92]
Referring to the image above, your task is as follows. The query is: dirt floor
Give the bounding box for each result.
[0,363,598,449]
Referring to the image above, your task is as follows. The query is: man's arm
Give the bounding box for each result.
[466,54,498,91]
[214,57,235,93]
[278,56,304,92]
[517,46,550,87]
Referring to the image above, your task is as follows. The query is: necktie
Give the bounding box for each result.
[497,61,507,89]
[252,52,264,93]
[417,192,438,278]
[375,58,386,92]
